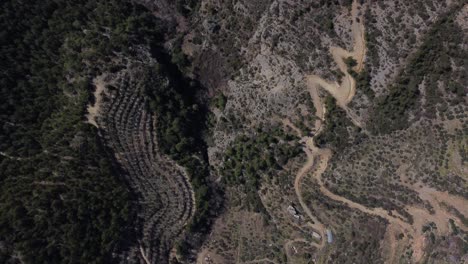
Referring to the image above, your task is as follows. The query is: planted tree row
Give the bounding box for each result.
[100,67,195,264]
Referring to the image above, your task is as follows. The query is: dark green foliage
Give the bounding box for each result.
[176,0,200,17]
[334,69,345,83]
[325,19,335,31]
[449,219,459,235]
[221,130,301,212]
[0,0,166,263]
[356,69,375,100]
[143,49,216,258]
[315,96,354,151]
[213,94,228,111]
[369,4,466,134]
[344,57,358,68]
[144,66,201,160]
[171,36,191,71]
[350,68,374,100]
[364,9,381,71]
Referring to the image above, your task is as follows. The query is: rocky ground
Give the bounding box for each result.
[86,0,468,263]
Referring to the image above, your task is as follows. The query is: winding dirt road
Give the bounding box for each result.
[293,0,370,252]
[293,1,468,263]
[307,1,366,109]
[293,149,327,248]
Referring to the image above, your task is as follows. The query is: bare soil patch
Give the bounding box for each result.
[86,75,108,128]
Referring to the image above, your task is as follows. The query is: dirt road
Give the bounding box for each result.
[307,1,366,109]
[140,246,152,264]
[297,1,468,263]
[293,0,370,252]
[293,148,327,248]
[283,238,308,263]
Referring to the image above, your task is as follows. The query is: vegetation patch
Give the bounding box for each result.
[315,96,357,152]
[369,3,466,134]
[143,51,217,259]
[350,68,375,100]
[221,129,301,212]
[0,0,164,262]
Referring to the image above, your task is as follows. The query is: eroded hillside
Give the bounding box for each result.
[183,0,468,263]
[0,0,467,264]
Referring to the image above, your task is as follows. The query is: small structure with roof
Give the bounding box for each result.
[326,229,333,243]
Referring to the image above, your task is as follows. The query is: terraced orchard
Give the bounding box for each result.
[98,65,195,264]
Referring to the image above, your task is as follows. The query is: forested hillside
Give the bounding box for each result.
[1,0,467,263]
[0,1,165,263]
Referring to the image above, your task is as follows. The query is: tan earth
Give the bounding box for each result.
[86,75,108,128]
[197,1,467,262]
[293,0,373,254]
[281,118,303,138]
[297,1,468,263]
[196,248,226,264]
[293,148,327,248]
[283,238,308,263]
[307,1,366,109]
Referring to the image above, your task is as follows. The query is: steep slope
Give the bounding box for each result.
[1,0,467,263]
[96,66,195,264]
[188,0,468,263]
[0,1,211,263]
